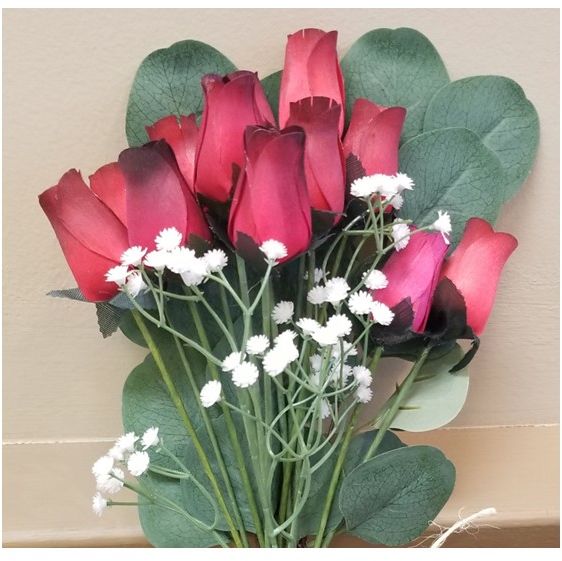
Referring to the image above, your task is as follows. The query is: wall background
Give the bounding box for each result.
[3,8,559,545]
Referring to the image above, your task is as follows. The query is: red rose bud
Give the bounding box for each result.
[279,29,345,134]
[286,97,345,220]
[374,230,448,332]
[39,168,129,302]
[119,141,211,251]
[440,218,518,336]
[343,99,406,175]
[194,71,275,203]
[146,114,199,191]
[228,126,312,262]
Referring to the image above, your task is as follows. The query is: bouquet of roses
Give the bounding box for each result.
[39,27,538,548]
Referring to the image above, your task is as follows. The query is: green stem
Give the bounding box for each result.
[130,310,243,548]
[171,333,249,547]
[313,407,360,548]
[186,300,265,546]
[364,346,432,462]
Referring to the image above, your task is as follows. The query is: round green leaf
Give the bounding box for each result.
[341,28,449,140]
[424,76,539,201]
[398,127,506,247]
[339,445,455,546]
[139,474,224,548]
[389,345,470,432]
[126,40,236,146]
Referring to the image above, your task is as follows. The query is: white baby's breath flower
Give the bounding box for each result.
[127,451,150,477]
[392,222,411,251]
[326,314,353,337]
[143,250,169,272]
[92,492,107,516]
[314,268,325,284]
[120,246,147,267]
[259,239,287,262]
[275,330,298,348]
[309,371,321,389]
[388,192,404,210]
[356,385,373,404]
[222,351,243,372]
[320,399,331,420]
[371,301,395,326]
[272,301,294,325]
[353,365,372,387]
[307,285,326,305]
[200,380,222,408]
[180,270,206,287]
[92,455,114,478]
[232,362,260,388]
[263,347,289,377]
[296,317,321,336]
[124,271,147,298]
[394,172,415,192]
[363,269,388,290]
[350,175,377,198]
[246,335,270,355]
[324,278,350,304]
[375,174,399,198]
[348,291,374,315]
[141,427,159,450]
[204,249,228,272]
[105,265,129,286]
[312,326,339,347]
[431,210,452,244]
[96,468,125,495]
[155,227,182,251]
[115,432,139,454]
[166,247,196,274]
[108,445,124,461]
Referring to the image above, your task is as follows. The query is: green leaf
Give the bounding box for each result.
[296,430,404,538]
[424,76,539,201]
[341,28,449,140]
[340,445,455,546]
[181,414,264,533]
[398,128,506,247]
[122,347,206,470]
[261,70,281,122]
[139,473,224,547]
[388,345,469,432]
[126,40,236,146]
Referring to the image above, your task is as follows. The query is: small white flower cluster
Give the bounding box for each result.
[350,172,414,209]
[307,277,350,305]
[431,210,452,244]
[306,270,394,327]
[91,427,159,516]
[259,239,288,264]
[390,209,452,251]
[353,365,374,404]
[105,227,230,294]
[105,246,148,297]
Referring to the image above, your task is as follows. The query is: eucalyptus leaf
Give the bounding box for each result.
[296,430,404,538]
[181,415,264,533]
[424,76,539,201]
[340,445,455,546]
[261,70,281,121]
[122,343,206,470]
[388,345,469,432]
[126,40,236,146]
[139,473,225,548]
[341,28,449,140]
[398,128,506,247]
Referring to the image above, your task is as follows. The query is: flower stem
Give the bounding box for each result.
[131,310,243,548]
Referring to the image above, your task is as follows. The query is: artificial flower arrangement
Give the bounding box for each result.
[40,27,538,548]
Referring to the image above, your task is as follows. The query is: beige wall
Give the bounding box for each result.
[3,9,559,544]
